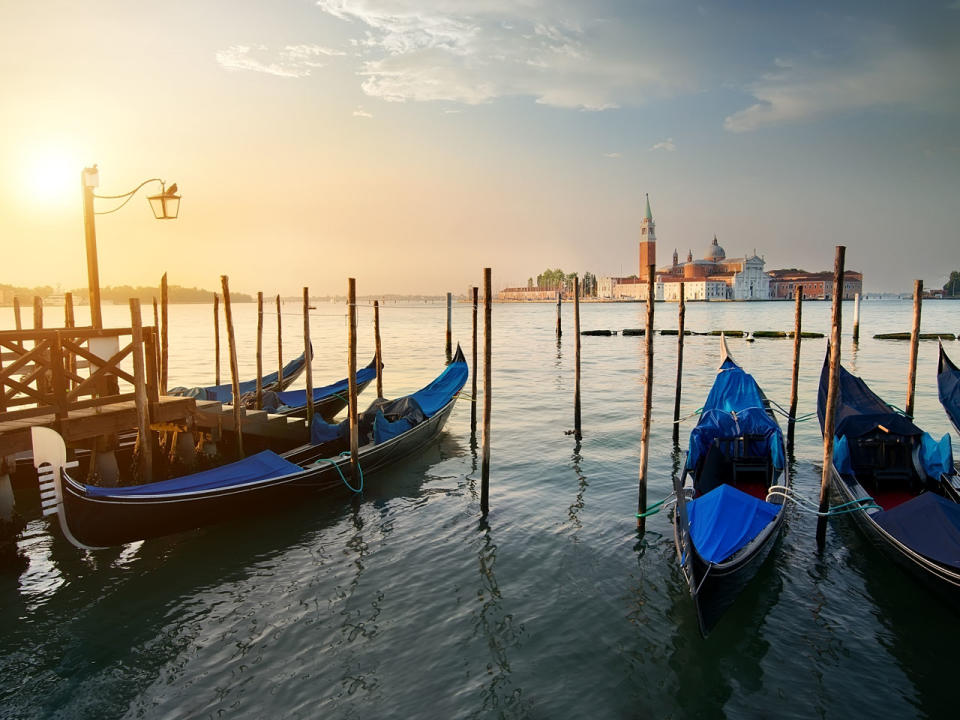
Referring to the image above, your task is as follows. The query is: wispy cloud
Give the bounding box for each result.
[315,1,692,109]
[725,40,960,132]
[649,138,676,152]
[603,152,621,158]
[353,106,373,118]
[216,44,345,78]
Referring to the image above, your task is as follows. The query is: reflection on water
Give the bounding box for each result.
[2,299,959,718]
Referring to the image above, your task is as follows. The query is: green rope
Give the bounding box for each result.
[314,451,364,493]
[636,493,675,518]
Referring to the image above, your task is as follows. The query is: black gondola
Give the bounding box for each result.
[32,347,468,549]
[672,336,789,636]
[817,349,960,601]
[938,343,960,436]
[168,348,310,402]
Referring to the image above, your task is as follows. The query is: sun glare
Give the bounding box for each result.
[22,146,78,205]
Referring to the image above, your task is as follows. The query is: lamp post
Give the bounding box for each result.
[81,165,180,329]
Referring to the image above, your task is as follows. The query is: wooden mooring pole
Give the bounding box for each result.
[347,279,360,487]
[153,298,161,378]
[129,299,152,482]
[905,280,922,418]
[303,288,314,424]
[160,272,168,395]
[556,291,562,341]
[481,268,492,516]
[373,300,383,398]
[220,275,244,459]
[33,296,42,330]
[256,292,264,409]
[672,283,685,444]
[276,295,283,390]
[12,297,21,331]
[446,291,453,363]
[852,292,861,344]
[637,265,655,532]
[65,293,76,390]
[213,295,220,389]
[574,276,582,439]
[471,286,479,435]
[816,246,846,549]
[787,288,803,451]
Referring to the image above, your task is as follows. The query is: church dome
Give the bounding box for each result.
[706,235,725,261]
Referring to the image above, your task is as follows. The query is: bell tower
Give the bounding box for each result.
[638,193,656,275]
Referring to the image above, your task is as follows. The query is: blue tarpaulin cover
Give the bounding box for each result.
[939,346,960,434]
[687,359,785,473]
[84,451,302,497]
[410,354,469,417]
[687,484,780,564]
[311,416,347,445]
[373,409,417,444]
[920,432,954,478]
[834,435,853,475]
[874,492,960,570]
[275,363,377,410]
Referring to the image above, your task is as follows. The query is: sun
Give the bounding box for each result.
[22,145,78,205]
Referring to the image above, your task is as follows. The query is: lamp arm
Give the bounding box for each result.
[93,178,166,216]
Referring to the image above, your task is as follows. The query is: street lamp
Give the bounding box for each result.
[81,165,181,328]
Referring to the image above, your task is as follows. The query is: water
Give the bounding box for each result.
[2,299,959,719]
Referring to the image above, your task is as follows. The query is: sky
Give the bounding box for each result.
[0,0,958,296]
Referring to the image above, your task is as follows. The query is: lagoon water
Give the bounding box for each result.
[2,298,959,719]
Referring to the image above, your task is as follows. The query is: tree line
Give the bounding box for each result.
[528,269,598,296]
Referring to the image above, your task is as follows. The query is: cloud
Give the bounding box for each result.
[649,138,676,152]
[725,41,960,132]
[603,152,621,158]
[353,107,373,118]
[314,0,692,109]
[216,44,345,78]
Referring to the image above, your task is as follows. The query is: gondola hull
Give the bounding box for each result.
[51,398,457,548]
[280,376,374,422]
[677,508,784,635]
[828,465,960,604]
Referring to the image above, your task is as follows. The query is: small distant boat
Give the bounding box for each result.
[818,350,960,601]
[672,335,789,635]
[937,343,960,435]
[31,346,468,549]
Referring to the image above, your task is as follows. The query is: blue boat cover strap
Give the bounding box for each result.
[274,364,377,411]
[874,492,960,570]
[83,451,303,497]
[687,359,784,472]
[687,484,780,564]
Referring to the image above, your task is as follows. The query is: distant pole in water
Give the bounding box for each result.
[852,292,861,344]
[303,287,314,425]
[787,288,803,451]
[817,245,846,549]
[128,298,152,483]
[276,294,282,391]
[471,286,478,435]
[574,275,582,440]
[481,268,492,516]
[637,264,655,532]
[556,291,562,341]
[64,292,74,328]
[221,275,244,459]
[33,296,42,331]
[160,272,168,395]
[446,291,453,364]
[374,300,383,398]
[905,279,923,418]
[213,295,220,389]
[12,297,21,331]
[672,282,686,444]
[347,278,360,487]
[256,292,264,410]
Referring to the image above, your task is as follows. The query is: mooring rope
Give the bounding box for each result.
[673,408,703,424]
[314,451,364,493]
[766,485,881,515]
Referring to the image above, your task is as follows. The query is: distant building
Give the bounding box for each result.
[497,287,562,301]
[767,269,863,299]
[656,236,770,300]
[638,194,656,275]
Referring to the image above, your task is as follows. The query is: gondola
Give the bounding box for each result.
[168,349,310,402]
[938,343,960,436]
[817,349,960,602]
[672,335,789,636]
[31,346,468,549]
